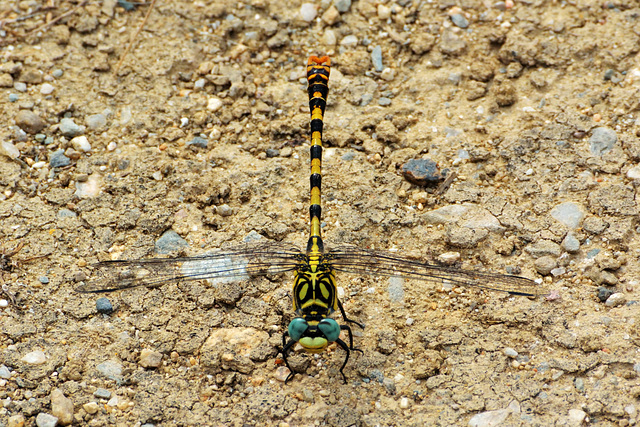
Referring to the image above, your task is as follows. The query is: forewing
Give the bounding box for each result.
[327,246,542,296]
[76,241,303,293]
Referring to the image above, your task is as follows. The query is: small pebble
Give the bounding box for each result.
[94,388,112,399]
[52,69,63,78]
[550,202,584,229]
[9,93,19,102]
[400,397,410,409]
[323,29,337,45]
[194,78,206,89]
[380,68,395,81]
[321,5,340,25]
[266,148,279,157]
[96,360,123,383]
[71,135,91,152]
[401,159,442,186]
[35,413,58,427]
[450,13,469,28]
[0,365,11,379]
[561,233,580,253]
[1,141,20,159]
[21,350,47,365]
[14,82,27,92]
[83,402,99,414]
[340,35,358,47]
[7,414,25,427]
[96,297,113,314]
[334,0,351,13]
[155,230,189,254]
[300,3,317,22]
[274,366,291,382]
[534,256,557,276]
[438,251,460,265]
[207,97,223,112]
[589,127,617,155]
[139,348,163,368]
[371,45,383,72]
[40,83,54,95]
[15,110,46,134]
[378,97,392,106]
[217,204,233,217]
[378,4,391,19]
[59,117,85,137]
[605,292,626,307]
[0,299,9,307]
[574,377,585,392]
[568,409,587,424]
[597,287,614,302]
[504,347,518,358]
[39,276,50,284]
[86,113,107,130]
[50,388,74,425]
[186,136,208,148]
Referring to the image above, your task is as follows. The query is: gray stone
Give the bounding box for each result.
[96,297,113,314]
[96,360,123,383]
[155,230,188,254]
[59,117,85,137]
[589,127,617,155]
[371,45,383,72]
[94,388,112,399]
[186,136,207,148]
[450,13,469,28]
[334,0,351,12]
[402,159,441,186]
[561,233,580,253]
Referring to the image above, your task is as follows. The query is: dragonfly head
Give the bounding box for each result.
[288,317,341,354]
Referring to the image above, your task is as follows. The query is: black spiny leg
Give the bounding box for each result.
[337,298,365,329]
[281,332,297,383]
[335,338,352,384]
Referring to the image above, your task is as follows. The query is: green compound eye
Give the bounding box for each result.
[318,318,341,342]
[288,318,309,341]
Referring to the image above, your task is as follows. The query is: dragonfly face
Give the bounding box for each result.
[288,317,341,353]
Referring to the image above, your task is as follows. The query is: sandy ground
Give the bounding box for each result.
[1,0,640,426]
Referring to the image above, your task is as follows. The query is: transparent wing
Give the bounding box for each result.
[327,246,542,296]
[76,241,304,293]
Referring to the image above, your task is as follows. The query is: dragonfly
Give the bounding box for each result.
[77,56,543,383]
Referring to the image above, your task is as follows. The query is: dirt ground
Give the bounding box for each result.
[1,0,640,426]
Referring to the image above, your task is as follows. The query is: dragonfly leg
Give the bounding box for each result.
[335,338,351,384]
[340,324,363,354]
[337,298,365,329]
[281,332,297,383]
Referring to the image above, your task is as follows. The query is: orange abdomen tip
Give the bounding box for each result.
[308,55,331,66]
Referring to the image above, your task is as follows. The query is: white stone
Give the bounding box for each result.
[300,3,317,22]
[323,29,337,46]
[71,135,91,152]
[35,413,58,427]
[568,408,587,424]
[378,4,391,19]
[40,83,54,95]
[207,97,224,112]
[340,35,358,47]
[21,350,47,365]
[380,68,395,81]
[627,165,640,179]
